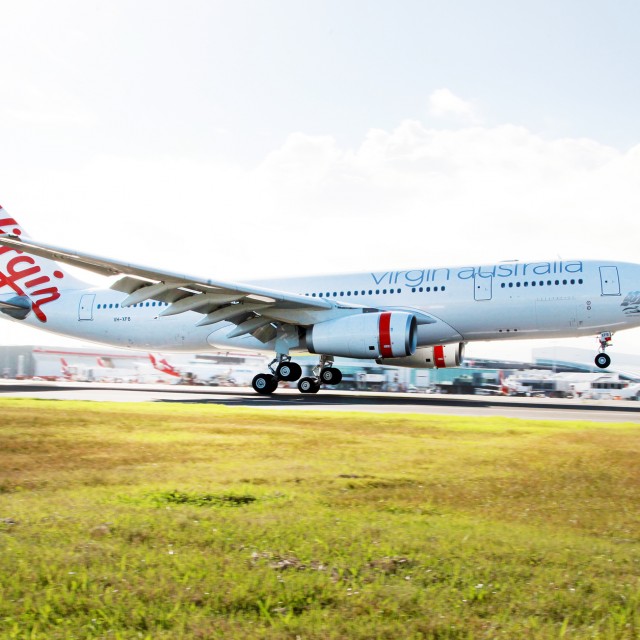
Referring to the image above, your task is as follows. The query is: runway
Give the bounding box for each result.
[1,380,638,422]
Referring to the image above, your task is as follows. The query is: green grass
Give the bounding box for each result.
[1,399,640,639]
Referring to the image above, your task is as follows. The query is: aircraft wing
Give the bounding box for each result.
[0,234,438,342]
[0,234,336,334]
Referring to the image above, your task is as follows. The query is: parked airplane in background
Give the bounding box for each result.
[1,204,639,394]
[60,358,76,381]
[148,353,259,385]
[148,354,181,378]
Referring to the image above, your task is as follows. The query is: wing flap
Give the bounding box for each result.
[195,302,272,326]
[121,282,187,307]
[158,292,246,316]
[0,234,333,318]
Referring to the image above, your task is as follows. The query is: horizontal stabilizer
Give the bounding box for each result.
[0,295,31,320]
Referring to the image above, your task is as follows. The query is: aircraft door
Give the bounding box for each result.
[474,274,492,301]
[599,266,620,296]
[78,294,96,320]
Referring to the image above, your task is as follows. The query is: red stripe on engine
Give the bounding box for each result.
[379,312,393,357]
[434,345,446,368]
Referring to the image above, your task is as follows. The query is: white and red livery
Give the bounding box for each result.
[1,204,639,394]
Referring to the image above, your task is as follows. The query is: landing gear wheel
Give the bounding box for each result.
[595,353,611,369]
[320,367,342,385]
[298,377,320,394]
[276,362,302,381]
[252,373,278,394]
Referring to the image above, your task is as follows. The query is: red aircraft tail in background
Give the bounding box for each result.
[149,353,181,377]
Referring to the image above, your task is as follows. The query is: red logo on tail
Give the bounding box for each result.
[149,353,181,377]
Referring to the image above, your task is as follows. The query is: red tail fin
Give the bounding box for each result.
[149,353,180,377]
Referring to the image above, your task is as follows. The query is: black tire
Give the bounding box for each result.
[276,362,302,381]
[595,353,611,369]
[298,377,320,394]
[252,373,278,394]
[320,367,343,385]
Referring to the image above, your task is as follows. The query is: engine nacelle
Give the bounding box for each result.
[306,311,417,359]
[377,342,465,369]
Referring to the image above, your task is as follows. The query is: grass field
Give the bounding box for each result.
[1,399,640,639]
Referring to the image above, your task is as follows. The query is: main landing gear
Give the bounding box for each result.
[594,331,613,369]
[297,355,343,395]
[251,355,302,395]
[251,354,342,395]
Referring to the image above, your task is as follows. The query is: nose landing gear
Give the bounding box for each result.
[594,332,613,369]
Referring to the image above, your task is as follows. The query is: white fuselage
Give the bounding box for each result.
[10,259,640,356]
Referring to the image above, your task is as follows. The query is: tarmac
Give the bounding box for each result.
[1,380,638,422]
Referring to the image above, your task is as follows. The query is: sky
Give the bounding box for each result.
[1,0,640,361]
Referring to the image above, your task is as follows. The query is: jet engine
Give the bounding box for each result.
[305,311,417,359]
[377,342,465,368]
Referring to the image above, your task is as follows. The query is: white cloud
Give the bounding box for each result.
[427,88,480,123]
[6,115,638,276]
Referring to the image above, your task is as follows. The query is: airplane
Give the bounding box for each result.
[59,355,137,382]
[60,357,75,381]
[1,203,639,395]
[148,353,260,385]
[148,353,181,378]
